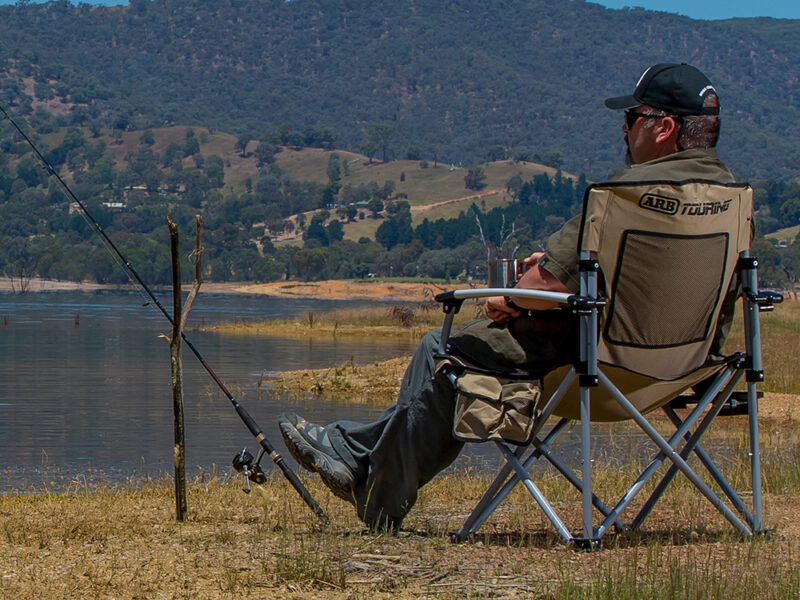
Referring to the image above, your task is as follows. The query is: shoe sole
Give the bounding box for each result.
[279,420,355,503]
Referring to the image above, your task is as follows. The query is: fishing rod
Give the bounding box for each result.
[0,104,328,523]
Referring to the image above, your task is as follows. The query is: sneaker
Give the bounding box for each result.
[278,412,356,503]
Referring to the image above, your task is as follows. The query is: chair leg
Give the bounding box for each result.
[498,442,573,543]
[450,457,517,542]
[577,386,597,544]
[747,382,764,532]
[593,368,736,537]
[451,419,571,541]
[534,438,626,531]
[633,398,754,530]
[597,371,752,537]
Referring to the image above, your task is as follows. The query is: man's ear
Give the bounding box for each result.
[655,116,680,145]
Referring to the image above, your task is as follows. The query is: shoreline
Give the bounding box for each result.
[0,277,449,302]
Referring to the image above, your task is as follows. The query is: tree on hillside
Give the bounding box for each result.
[293,247,329,281]
[327,152,341,183]
[326,219,344,243]
[375,201,412,250]
[303,125,338,150]
[368,197,384,218]
[361,140,379,164]
[485,145,507,162]
[140,129,155,146]
[235,135,250,157]
[255,142,277,167]
[465,166,487,191]
[506,175,523,202]
[204,155,225,188]
[163,143,184,168]
[364,123,394,163]
[511,146,531,163]
[183,136,200,157]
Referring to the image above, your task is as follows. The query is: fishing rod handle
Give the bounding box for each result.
[267,444,330,523]
[234,395,329,522]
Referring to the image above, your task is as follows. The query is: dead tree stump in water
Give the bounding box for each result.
[167,215,203,522]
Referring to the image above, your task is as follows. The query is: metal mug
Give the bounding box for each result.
[487,258,520,288]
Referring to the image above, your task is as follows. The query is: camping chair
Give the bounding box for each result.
[435,180,783,547]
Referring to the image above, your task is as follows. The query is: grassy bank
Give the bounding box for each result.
[213,302,482,340]
[264,298,800,404]
[3,428,800,600]
[724,297,800,394]
[4,302,799,599]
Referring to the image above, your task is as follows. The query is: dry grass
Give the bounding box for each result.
[213,301,483,341]
[725,297,800,394]
[268,356,409,405]
[4,299,800,599]
[4,433,800,600]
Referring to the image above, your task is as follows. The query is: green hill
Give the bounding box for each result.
[84,126,565,214]
[2,0,800,179]
[272,147,569,242]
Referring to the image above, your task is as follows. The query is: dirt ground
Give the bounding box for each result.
[220,279,451,302]
[0,277,444,302]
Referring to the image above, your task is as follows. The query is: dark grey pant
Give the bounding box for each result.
[325,313,577,526]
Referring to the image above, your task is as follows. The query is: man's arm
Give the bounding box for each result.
[484,252,570,324]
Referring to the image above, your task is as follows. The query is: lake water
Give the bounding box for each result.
[0,290,421,492]
[0,289,662,497]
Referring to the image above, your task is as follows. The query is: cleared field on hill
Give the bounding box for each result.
[274,148,571,241]
[76,125,572,244]
[766,224,800,245]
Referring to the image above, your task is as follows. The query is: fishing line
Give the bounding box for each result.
[0,104,328,523]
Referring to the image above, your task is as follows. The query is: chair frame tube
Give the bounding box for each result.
[741,249,766,532]
[437,248,773,545]
[596,370,752,537]
[594,366,737,536]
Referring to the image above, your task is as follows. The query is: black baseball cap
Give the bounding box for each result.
[605,63,720,116]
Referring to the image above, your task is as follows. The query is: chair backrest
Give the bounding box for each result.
[580,180,753,379]
[544,180,753,421]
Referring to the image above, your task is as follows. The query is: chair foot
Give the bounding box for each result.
[449,530,471,543]
[573,537,602,551]
[754,528,774,539]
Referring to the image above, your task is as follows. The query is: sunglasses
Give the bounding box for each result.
[624,110,670,129]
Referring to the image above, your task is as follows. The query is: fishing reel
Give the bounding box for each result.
[232,447,267,493]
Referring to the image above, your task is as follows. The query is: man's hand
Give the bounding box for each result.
[486,251,570,319]
[484,295,521,324]
[522,251,545,274]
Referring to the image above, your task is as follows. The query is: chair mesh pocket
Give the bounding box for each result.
[453,373,540,444]
[604,231,728,348]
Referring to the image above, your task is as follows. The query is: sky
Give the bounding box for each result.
[0,0,798,20]
[591,0,800,20]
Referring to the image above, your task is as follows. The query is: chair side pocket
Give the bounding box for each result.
[453,374,540,444]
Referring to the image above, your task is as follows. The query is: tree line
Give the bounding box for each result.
[2,0,800,179]
[3,118,800,290]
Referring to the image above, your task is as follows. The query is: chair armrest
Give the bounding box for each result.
[434,288,579,355]
[435,288,575,306]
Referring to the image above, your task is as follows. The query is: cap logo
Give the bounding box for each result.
[699,85,716,97]
[635,67,652,88]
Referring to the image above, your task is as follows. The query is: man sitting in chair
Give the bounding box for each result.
[279,63,736,531]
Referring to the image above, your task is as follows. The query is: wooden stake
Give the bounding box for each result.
[167,215,203,522]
